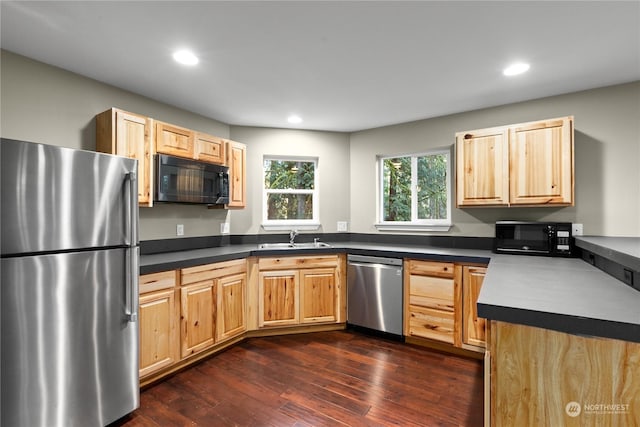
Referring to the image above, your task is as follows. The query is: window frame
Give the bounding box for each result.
[375,148,452,231]
[262,155,320,231]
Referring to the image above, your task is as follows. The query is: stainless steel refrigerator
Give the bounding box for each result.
[1,138,140,426]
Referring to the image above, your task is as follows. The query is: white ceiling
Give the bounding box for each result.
[1,1,639,132]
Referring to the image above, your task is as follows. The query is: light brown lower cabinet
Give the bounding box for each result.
[404,260,488,353]
[257,255,344,329]
[490,320,640,426]
[138,271,179,378]
[217,273,247,341]
[180,280,216,358]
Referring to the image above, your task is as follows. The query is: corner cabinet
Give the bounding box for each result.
[257,255,344,329]
[456,116,574,207]
[96,108,153,207]
[226,139,247,208]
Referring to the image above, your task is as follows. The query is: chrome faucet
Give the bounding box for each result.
[289,229,299,245]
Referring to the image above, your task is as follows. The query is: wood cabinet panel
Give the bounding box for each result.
[226,140,246,208]
[96,108,153,206]
[408,275,455,305]
[491,321,640,426]
[408,305,455,344]
[195,133,225,165]
[300,268,337,324]
[509,117,573,205]
[462,266,487,349]
[456,126,509,207]
[155,121,194,158]
[139,288,178,378]
[258,270,299,327]
[180,281,216,358]
[408,260,455,278]
[217,273,246,341]
[182,259,246,286]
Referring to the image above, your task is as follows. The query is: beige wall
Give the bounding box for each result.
[350,81,640,236]
[2,49,638,239]
[229,126,350,235]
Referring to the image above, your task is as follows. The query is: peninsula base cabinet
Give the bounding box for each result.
[489,321,640,426]
[404,260,487,354]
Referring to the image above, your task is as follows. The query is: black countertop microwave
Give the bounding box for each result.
[494,221,574,257]
[155,154,229,205]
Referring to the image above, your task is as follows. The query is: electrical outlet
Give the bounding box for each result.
[176,224,184,236]
[337,221,348,232]
[220,222,230,234]
[572,223,583,236]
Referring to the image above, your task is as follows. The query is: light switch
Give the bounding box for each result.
[176,224,184,236]
[337,221,348,232]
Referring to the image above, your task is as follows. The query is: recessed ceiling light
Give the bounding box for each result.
[173,50,199,66]
[503,62,530,76]
[287,115,302,124]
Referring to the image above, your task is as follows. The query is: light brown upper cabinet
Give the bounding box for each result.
[195,133,225,165]
[456,116,574,207]
[155,121,195,159]
[226,140,247,208]
[96,108,154,207]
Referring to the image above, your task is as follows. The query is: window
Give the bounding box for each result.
[377,149,451,230]
[263,157,319,229]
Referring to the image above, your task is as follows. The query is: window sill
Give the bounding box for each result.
[374,223,452,232]
[261,223,321,232]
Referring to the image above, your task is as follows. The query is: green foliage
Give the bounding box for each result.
[382,153,447,222]
[264,160,315,220]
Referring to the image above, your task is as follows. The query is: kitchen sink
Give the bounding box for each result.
[257,241,332,250]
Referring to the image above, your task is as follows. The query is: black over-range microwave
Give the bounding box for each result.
[155,154,229,205]
[494,221,574,257]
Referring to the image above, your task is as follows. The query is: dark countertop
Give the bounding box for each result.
[140,238,640,343]
[575,236,640,271]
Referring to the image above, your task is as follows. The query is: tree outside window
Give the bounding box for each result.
[379,150,451,229]
[263,157,318,226]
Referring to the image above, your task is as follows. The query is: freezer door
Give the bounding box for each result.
[1,138,138,255]
[1,249,139,427]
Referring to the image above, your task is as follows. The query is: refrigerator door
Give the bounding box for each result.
[1,248,139,427]
[1,138,138,255]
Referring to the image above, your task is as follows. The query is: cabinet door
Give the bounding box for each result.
[300,268,337,324]
[195,133,225,165]
[180,281,216,358]
[456,126,509,207]
[258,270,299,327]
[96,109,153,206]
[462,266,487,348]
[217,273,246,341]
[226,140,246,208]
[139,288,178,378]
[509,117,574,205]
[156,121,194,158]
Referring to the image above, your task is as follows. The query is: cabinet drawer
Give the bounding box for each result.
[408,305,455,344]
[181,259,247,285]
[140,270,177,294]
[258,255,339,270]
[408,261,454,278]
[409,294,454,312]
[409,274,454,301]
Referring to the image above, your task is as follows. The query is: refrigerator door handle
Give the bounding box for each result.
[125,246,139,322]
[124,171,138,246]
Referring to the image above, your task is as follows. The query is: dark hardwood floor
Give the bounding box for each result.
[113,330,483,426]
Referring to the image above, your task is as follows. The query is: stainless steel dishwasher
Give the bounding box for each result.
[347,254,403,337]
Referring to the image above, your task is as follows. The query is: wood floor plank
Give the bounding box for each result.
[111,330,483,426]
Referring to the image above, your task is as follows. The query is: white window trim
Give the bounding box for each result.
[375,148,452,232]
[261,156,320,230]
